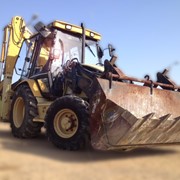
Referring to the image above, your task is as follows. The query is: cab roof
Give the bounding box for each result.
[49,20,101,41]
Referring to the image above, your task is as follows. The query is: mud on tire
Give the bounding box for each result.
[45,95,89,150]
[10,84,43,138]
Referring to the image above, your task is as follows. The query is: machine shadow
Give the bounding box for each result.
[0,127,177,163]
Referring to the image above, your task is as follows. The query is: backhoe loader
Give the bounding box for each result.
[0,16,180,151]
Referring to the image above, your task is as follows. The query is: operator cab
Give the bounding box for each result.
[18,20,103,98]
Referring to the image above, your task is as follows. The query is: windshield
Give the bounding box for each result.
[85,39,99,65]
[54,30,100,65]
[48,30,101,76]
[56,31,82,63]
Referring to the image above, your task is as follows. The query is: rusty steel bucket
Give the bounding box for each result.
[89,77,180,151]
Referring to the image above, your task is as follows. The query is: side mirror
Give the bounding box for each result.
[108,44,115,57]
[34,22,51,38]
[97,46,104,59]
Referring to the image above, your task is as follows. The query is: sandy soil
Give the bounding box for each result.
[0,123,180,180]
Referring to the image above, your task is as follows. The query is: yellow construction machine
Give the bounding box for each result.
[0,16,180,151]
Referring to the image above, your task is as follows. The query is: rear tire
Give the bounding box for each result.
[46,95,89,150]
[10,85,43,138]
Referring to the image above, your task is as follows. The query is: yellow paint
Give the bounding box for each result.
[0,15,102,121]
[14,80,42,97]
[38,46,50,67]
[52,21,101,40]
[0,16,32,121]
[37,79,49,93]
[83,64,104,72]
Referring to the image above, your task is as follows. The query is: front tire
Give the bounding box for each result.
[46,95,89,150]
[10,85,43,138]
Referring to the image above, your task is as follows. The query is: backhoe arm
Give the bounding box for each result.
[0,16,31,121]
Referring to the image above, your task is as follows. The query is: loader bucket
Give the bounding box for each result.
[89,77,180,151]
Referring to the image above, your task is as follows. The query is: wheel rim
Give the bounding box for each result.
[13,97,25,128]
[54,109,79,138]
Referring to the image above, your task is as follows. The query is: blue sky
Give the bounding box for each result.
[1,0,180,84]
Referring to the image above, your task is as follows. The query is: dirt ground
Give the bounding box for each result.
[0,123,180,180]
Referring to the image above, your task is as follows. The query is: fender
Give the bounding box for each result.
[13,79,42,98]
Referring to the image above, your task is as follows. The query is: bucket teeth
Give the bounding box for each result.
[129,112,155,132]
[115,113,180,146]
[117,113,155,144]
[158,116,180,143]
[143,113,155,120]
[160,114,172,121]
[141,114,172,143]
[118,113,162,145]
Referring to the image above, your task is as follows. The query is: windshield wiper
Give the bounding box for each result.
[85,43,96,57]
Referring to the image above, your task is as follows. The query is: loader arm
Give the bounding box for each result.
[0,16,32,121]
